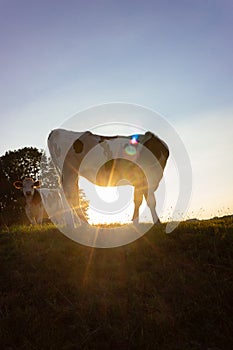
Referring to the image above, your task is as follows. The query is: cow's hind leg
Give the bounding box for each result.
[132,188,143,224]
[145,191,161,225]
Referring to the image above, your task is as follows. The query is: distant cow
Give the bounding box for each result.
[13,178,44,225]
[13,178,75,227]
[48,129,169,224]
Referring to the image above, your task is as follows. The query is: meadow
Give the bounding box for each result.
[0,217,233,350]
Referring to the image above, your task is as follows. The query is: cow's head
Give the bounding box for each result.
[13,178,41,198]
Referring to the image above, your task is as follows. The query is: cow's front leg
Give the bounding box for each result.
[37,205,44,225]
[62,171,88,223]
[62,169,78,208]
[25,206,36,225]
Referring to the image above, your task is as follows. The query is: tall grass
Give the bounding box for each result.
[0,218,233,349]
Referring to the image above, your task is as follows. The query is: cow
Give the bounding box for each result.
[13,178,44,225]
[48,129,169,225]
[13,178,76,227]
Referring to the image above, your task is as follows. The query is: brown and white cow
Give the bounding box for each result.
[48,129,169,224]
[13,178,44,225]
[13,178,76,227]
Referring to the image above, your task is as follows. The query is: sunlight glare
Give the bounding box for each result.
[95,185,119,203]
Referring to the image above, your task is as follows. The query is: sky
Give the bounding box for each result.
[0,0,233,221]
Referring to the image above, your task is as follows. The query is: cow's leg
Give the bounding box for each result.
[145,191,161,225]
[62,170,88,223]
[132,188,143,224]
[62,170,79,213]
[58,190,79,228]
[37,205,44,225]
[25,206,36,225]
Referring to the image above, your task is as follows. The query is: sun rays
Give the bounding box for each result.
[79,177,153,226]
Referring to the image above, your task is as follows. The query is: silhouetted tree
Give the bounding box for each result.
[1,147,42,182]
[0,147,43,225]
[0,159,13,226]
[0,147,90,226]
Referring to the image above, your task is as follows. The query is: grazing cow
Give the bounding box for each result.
[48,129,169,224]
[13,178,44,225]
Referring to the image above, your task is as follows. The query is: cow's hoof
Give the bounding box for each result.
[132,219,140,226]
[155,219,162,226]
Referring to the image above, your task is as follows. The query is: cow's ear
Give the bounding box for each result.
[13,181,23,189]
[33,180,41,188]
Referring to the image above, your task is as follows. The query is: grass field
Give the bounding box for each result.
[0,218,233,350]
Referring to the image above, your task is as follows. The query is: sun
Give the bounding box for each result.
[79,177,135,225]
[94,185,120,203]
[79,177,152,225]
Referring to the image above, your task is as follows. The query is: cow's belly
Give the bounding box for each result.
[80,159,146,187]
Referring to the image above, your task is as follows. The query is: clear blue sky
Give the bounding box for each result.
[0,0,233,220]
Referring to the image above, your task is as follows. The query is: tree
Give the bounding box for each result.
[1,147,42,182]
[0,147,43,226]
[0,159,13,226]
[0,147,90,226]
[40,152,60,189]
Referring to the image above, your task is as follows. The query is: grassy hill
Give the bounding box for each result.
[0,218,233,349]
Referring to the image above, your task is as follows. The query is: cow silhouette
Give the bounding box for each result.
[48,129,169,224]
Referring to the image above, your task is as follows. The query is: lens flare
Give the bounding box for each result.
[124,135,139,156]
[124,145,137,156]
[130,134,139,145]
